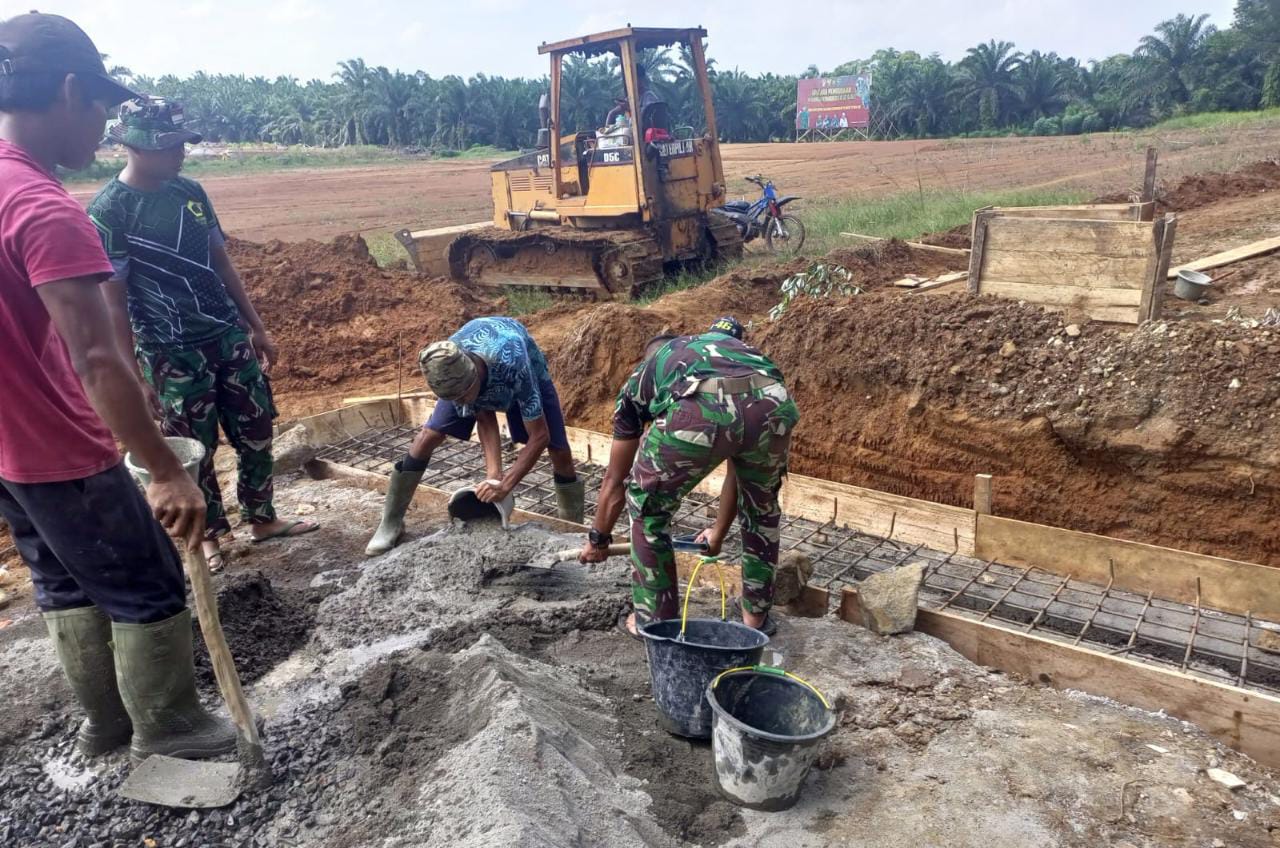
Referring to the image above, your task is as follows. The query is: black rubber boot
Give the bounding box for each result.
[112,609,237,762]
[43,606,133,757]
[365,462,426,556]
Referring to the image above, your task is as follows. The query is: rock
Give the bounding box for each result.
[774,550,814,607]
[272,424,319,474]
[1229,377,1242,390]
[1207,767,1246,790]
[0,589,8,610]
[857,562,926,636]
[999,341,1017,357]
[1064,324,1081,338]
[1213,839,1226,847]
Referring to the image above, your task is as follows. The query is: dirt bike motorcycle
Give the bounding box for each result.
[715,175,805,254]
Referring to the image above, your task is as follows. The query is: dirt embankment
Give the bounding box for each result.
[232,236,497,394]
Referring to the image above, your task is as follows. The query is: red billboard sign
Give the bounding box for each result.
[796,74,871,131]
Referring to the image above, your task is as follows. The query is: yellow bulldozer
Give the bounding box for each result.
[396,26,742,299]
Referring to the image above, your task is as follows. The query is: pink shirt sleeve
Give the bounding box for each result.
[10,182,113,288]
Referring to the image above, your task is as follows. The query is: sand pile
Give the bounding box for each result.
[230,235,497,392]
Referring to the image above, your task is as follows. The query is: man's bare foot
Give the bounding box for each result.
[200,540,226,573]
[742,609,767,630]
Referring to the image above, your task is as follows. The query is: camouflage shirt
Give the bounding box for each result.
[613,333,789,439]
[88,176,241,348]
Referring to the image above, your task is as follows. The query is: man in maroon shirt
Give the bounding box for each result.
[0,13,235,761]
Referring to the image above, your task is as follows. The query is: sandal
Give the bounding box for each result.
[205,550,226,574]
[251,519,320,544]
[616,611,643,642]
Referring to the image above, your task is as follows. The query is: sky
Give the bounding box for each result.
[33,0,1239,82]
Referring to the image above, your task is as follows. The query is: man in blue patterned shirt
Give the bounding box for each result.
[365,316,582,555]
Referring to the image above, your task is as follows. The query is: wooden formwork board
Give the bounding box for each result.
[976,513,1280,621]
[983,202,1154,222]
[968,211,1175,324]
[839,587,1280,771]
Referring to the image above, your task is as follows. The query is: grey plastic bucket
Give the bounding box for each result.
[641,617,768,738]
[124,436,205,485]
[1174,269,1212,301]
[706,667,836,811]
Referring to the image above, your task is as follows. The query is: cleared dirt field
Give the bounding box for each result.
[67,125,1278,242]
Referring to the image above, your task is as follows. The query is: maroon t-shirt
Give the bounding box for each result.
[0,139,119,483]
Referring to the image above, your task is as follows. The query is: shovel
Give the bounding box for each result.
[120,440,269,808]
[529,542,630,569]
[119,545,269,807]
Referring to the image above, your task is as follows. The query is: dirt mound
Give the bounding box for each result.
[536,240,963,432]
[754,292,1280,563]
[231,235,496,392]
[193,569,311,686]
[1094,158,1280,214]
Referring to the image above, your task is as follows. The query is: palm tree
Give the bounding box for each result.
[888,58,955,137]
[711,68,765,142]
[1017,51,1068,121]
[1136,13,1215,104]
[958,40,1022,129]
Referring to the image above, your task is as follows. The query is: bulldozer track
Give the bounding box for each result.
[447,226,666,300]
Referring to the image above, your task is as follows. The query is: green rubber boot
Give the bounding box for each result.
[555,477,586,524]
[43,606,133,757]
[111,609,237,762]
[365,462,426,556]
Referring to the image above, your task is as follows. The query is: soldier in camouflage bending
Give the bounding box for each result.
[579,317,799,638]
[89,97,317,571]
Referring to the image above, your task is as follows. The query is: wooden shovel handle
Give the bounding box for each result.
[183,547,261,750]
[554,542,631,561]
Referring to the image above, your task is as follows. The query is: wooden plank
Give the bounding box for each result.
[292,400,401,444]
[980,252,1152,290]
[1167,235,1280,279]
[988,204,1141,222]
[967,211,993,294]
[973,474,992,515]
[975,514,1280,621]
[779,473,976,556]
[892,275,928,288]
[904,241,970,257]
[1146,215,1177,321]
[1135,200,1156,223]
[1142,146,1158,205]
[342,391,433,406]
[837,589,1280,771]
[979,281,1143,308]
[984,216,1154,259]
[911,272,968,294]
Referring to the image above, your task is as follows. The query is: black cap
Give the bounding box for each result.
[0,12,138,106]
[708,316,745,340]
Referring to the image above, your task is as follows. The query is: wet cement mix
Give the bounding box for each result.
[3,489,1280,848]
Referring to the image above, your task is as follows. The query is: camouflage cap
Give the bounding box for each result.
[108,96,202,150]
[419,340,478,400]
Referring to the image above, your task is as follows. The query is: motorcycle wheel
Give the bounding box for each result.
[765,214,806,254]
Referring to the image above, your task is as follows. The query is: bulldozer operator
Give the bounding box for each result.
[604,66,668,141]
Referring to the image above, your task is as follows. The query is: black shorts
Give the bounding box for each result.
[424,377,571,452]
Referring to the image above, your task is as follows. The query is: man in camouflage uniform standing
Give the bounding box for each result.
[89,97,316,570]
[580,318,798,637]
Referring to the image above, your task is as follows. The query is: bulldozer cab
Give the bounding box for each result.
[507,27,726,238]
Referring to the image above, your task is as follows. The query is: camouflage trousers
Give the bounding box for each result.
[626,385,798,620]
[138,328,278,541]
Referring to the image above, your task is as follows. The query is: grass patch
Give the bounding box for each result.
[1147,107,1280,132]
[803,186,1090,253]
[59,143,516,186]
[503,287,557,315]
[364,232,408,268]
[637,262,726,305]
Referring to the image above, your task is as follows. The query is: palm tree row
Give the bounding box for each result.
[123,3,1279,149]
